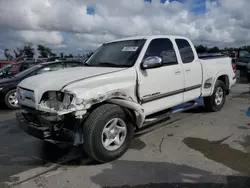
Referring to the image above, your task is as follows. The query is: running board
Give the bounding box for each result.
[142,98,204,127]
[172,101,199,114]
[143,109,172,127]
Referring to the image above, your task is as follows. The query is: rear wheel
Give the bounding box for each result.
[83,104,134,163]
[204,80,226,112]
[5,89,19,109]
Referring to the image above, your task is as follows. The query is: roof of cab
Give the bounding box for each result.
[108,35,189,43]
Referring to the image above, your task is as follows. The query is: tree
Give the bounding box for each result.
[86,52,94,58]
[23,44,34,58]
[37,44,56,58]
[207,46,220,53]
[14,47,24,58]
[4,49,13,60]
[195,45,208,53]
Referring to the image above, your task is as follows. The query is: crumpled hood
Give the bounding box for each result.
[18,66,137,113]
[18,67,125,91]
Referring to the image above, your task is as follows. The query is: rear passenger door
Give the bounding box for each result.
[175,39,202,102]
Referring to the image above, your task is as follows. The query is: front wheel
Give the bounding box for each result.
[204,80,226,112]
[5,89,19,109]
[83,104,134,163]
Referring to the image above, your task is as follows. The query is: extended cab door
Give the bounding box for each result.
[137,38,185,116]
[175,38,202,102]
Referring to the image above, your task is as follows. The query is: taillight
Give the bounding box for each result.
[232,63,236,73]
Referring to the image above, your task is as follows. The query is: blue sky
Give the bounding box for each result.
[86,0,208,15]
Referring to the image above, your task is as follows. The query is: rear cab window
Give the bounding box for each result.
[175,39,195,63]
[144,38,178,66]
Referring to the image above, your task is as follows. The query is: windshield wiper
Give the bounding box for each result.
[96,62,126,68]
[83,62,92,67]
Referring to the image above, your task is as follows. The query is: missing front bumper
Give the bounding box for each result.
[16,112,49,140]
[16,112,83,146]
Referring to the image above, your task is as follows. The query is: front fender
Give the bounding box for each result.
[107,98,145,127]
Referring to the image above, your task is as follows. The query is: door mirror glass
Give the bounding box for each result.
[141,56,162,70]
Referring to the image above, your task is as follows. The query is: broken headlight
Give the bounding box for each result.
[41,91,74,110]
[56,91,64,102]
[62,92,74,109]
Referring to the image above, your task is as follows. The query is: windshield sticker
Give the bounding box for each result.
[122,46,138,52]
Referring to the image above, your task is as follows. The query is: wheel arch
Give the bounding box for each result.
[86,97,145,129]
[210,73,229,95]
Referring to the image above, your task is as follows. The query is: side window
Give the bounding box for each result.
[144,38,178,65]
[36,63,64,75]
[175,39,195,63]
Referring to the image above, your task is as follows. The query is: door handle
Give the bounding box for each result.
[185,68,191,72]
[175,70,181,74]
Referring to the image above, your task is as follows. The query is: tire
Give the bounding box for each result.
[4,89,19,109]
[204,80,226,112]
[83,104,134,163]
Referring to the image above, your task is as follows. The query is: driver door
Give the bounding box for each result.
[137,38,185,116]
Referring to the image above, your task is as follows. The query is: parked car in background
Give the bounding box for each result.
[0,64,13,79]
[0,60,16,68]
[0,61,37,79]
[0,60,83,109]
[16,35,236,163]
[234,50,250,69]
[231,50,250,82]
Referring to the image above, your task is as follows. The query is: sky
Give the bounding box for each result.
[0,0,250,58]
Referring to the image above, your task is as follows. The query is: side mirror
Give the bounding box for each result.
[141,56,162,70]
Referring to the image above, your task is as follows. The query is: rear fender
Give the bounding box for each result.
[210,72,229,95]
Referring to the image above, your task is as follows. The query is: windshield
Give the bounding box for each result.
[239,50,250,57]
[86,39,146,68]
[14,64,42,78]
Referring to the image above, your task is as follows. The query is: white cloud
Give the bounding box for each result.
[19,31,63,45]
[0,0,249,57]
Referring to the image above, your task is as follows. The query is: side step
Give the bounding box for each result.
[143,109,172,127]
[142,98,204,127]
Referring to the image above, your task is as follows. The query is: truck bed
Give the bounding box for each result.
[199,55,236,97]
[198,54,228,60]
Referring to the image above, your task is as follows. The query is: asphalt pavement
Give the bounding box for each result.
[0,83,250,188]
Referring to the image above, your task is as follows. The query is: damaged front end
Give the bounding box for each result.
[16,107,85,146]
[38,91,87,117]
[16,89,89,146]
[17,87,145,146]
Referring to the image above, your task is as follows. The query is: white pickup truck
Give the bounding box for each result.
[16,35,236,163]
